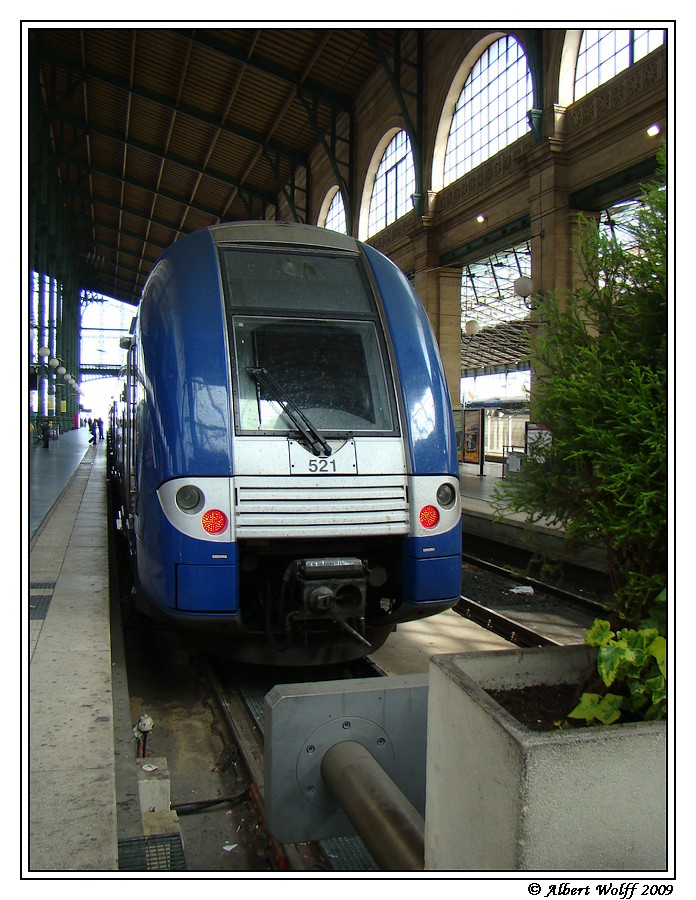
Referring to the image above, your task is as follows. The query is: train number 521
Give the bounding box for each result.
[308,458,337,473]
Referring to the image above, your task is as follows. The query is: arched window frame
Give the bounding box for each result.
[318,186,348,235]
[573,28,666,101]
[360,128,416,240]
[441,34,532,188]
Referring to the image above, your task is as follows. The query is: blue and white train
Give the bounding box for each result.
[109,221,461,665]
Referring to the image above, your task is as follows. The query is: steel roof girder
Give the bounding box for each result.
[262,149,307,224]
[49,107,279,207]
[366,30,423,212]
[296,91,353,232]
[36,45,309,168]
[170,28,354,114]
[58,156,236,227]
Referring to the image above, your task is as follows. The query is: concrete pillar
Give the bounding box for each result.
[528,153,574,306]
[435,268,464,410]
[411,229,462,411]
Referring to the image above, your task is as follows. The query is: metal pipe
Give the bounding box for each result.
[320,740,424,871]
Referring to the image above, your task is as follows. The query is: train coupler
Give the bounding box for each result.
[295,557,368,639]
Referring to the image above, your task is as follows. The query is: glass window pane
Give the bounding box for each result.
[233,317,394,433]
[367,130,415,238]
[220,248,373,314]
[444,35,532,185]
[323,190,347,234]
[575,28,665,100]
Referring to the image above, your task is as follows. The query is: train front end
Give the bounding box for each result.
[133,222,461,665]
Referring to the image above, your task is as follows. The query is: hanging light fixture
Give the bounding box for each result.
[514,275,536,309]
[465,320,480,335]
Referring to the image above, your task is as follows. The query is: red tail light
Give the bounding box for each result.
[419,505,439,528]
[201,509,228,535]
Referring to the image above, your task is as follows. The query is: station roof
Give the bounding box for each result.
[30,27,394,306]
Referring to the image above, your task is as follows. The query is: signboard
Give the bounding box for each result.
[453,409,463,463]
[463,408,485,474]
[525,423,552,454]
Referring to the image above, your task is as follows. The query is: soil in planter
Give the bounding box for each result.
[489,682,581,731]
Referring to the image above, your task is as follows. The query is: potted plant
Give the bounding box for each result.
[425,644,667,870]
[424,147,669,871]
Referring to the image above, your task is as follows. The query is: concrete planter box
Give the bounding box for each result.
[425,645,667,871]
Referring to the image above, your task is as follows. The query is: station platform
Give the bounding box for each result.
[24,435,562,872]
[459,462,607,572]
[27,428,120,871]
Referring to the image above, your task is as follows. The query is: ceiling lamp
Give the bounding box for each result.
[465,320,480,335]
[514,275,538,311]
[514,275,535,298]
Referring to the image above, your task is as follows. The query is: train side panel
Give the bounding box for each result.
[361,243,461,614]
[133,229,240,619]
[361,243,459,475]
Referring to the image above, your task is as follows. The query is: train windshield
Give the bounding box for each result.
[221,246,397,436]
[232,317,395,434]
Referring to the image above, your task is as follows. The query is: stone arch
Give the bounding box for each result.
[559,29,583,106]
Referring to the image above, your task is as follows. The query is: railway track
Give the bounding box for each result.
[457,551,606,647]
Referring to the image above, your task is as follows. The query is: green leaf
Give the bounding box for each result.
[596,642,637,686]
[568,693,603,721]
[585,619,614,647]
[644,674,665,695]
[594,694,624,724]
[648,635,667,677]
[567,692,623,724]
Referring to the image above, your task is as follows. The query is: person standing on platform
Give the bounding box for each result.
[42,420,51,449]
[88,418,98,446]
[97,417,104,440]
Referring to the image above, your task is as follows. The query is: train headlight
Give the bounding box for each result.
[436,482,457,509]
[419,505,440,528]
[202,509,228,535]
[176,484,203,512]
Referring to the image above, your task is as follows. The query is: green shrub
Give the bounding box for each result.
[493,145,668,723]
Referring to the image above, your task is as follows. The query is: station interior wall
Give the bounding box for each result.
[279,29,667,408]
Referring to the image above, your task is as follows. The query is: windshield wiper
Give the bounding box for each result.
[246,366,332,457]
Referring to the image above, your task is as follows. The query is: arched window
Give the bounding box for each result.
[366,130,415,238]
[321,188,347,235]
[444,35,532,185]
[574,29,666,100]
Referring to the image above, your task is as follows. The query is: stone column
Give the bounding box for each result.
[411,226,463,411]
